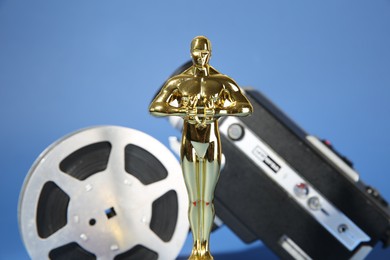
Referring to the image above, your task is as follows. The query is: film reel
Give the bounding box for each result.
[18,126,189,259]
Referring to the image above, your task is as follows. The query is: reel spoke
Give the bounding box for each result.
[50,168,83,198]
[37,224,74,256]
[139,225,169,254]
[106,138,127,178]
[144,178,174,203]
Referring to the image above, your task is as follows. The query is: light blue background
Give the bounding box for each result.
[1,0,390,259]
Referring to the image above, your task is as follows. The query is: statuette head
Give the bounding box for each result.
[191,36,211,67]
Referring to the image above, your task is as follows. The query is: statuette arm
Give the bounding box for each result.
[149,81,187,117]
[214,80,253,117]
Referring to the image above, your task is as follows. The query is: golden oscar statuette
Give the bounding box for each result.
[149,36,253,260]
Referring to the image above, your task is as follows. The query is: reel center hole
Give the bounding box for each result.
[105,207,117,219]
[89,218,96,226]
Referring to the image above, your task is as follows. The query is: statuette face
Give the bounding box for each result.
[149,36,253,260]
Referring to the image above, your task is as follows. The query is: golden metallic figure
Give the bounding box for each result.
[149,36,253,260]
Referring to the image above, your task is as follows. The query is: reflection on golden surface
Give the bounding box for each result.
[150,36,252,259]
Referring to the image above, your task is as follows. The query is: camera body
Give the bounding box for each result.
[215,89,390,259]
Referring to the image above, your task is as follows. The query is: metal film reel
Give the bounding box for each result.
[18,126,189,259]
